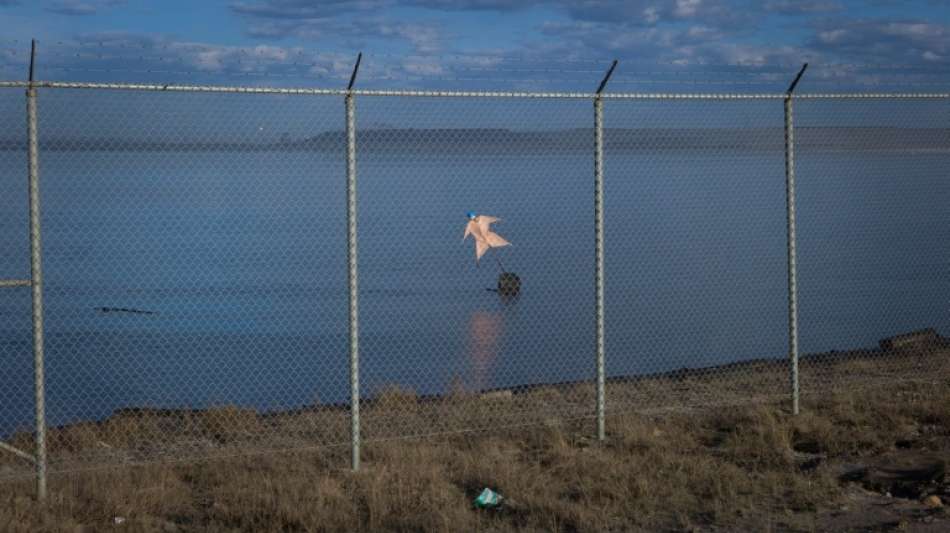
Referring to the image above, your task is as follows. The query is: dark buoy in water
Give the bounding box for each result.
[497,272,521,297]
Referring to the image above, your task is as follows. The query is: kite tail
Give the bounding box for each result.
[494,255,506,273]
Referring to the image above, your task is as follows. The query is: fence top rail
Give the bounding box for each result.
[0,80,948,99]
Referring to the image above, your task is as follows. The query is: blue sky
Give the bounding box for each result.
[1,0,948,90]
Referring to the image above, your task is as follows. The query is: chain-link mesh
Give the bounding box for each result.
[8,89,352,477]
[604,99,790,412]
[796,98,950,394]
[354,96,598,440]
[0,87,34,480]
[1,84,949,481]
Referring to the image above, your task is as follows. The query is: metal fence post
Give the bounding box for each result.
[345,54,362,471]
[785,63,807,416]
[26,39,48,501]
[594,60,616,441]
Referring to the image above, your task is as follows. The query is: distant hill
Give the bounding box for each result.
[1,127,947,153]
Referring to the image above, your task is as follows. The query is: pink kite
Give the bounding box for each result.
[462,211,511,265]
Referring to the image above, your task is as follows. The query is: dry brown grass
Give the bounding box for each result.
[2,344,945,480]
[1,375,948,532]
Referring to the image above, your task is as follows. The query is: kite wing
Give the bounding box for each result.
[463,220,475,242]
[484,231,510,248]
[477,216,500,234]
[478,216,510,248]
[475,239,491,263]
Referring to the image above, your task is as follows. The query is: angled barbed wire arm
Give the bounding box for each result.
[596,60,618,96]
[786,63,809,95]
[25,38,49,501]
[784,63,807,416]
[345,52,362,471]
[594,59,617,441]
[347,52,362,92]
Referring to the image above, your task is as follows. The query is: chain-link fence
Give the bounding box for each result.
[1,80,949,496]
[795,97,950,394]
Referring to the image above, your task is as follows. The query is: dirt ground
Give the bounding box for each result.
[1,336,949,532]
[1,370,948,532]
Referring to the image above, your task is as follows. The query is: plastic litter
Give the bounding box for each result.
[474,487,503,508]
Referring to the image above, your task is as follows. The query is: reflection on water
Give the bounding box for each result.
[467,310,503,392]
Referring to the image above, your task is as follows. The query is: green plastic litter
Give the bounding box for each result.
[474,487,503,508]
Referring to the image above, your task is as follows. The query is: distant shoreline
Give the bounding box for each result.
[3,327,947,482]
[1,126,947,153]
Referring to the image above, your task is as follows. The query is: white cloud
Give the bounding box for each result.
[643,6,660,23]
[674,0,702,17]
[818,29,847,43]
[47,0,126,16]
[809,18,948,65]
[764,0,841,14]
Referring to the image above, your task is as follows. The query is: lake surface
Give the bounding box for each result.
[1,92,949,436]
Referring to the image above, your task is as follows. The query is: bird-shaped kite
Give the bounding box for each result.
[463,211,511,268]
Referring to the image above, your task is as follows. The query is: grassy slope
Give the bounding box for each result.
[1,375,949,532]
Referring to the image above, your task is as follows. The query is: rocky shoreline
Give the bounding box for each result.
[2,329,948,480]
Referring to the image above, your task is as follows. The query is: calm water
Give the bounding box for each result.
[1,138,949,435]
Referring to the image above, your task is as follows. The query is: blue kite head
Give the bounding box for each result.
[466,211,477,220]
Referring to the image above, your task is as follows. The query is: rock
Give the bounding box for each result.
[797,453,824,472]
[879,328,941,351]
[95,306,157,315]
[497,272,521,297]
[923,495,943,508]
[162,521,180,533]
[479,390,513,401]
[839,453,946,499]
